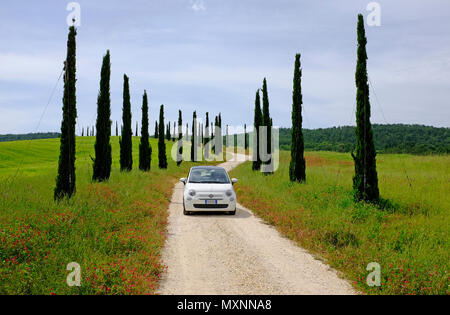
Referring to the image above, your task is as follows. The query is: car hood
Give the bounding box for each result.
[185,183,233,192]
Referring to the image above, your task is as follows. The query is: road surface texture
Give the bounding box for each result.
[157,154,355,295]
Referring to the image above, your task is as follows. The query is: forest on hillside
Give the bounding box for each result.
[0,132,60,142]
[278,124,449,154]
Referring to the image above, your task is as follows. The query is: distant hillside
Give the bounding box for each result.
[278,124,449,154]
[0,132,60,142]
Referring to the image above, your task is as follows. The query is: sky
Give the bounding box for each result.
[0,0,449,135]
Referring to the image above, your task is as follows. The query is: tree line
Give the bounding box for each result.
[251,14,381,204]
[54,14,426,206]
[0,133,60,142]
[277,124,449,154]
[54,26,173,199]
[53,24,230,200]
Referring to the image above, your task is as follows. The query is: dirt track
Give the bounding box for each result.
[157,155,355,295]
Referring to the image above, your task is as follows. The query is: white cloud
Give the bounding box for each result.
[0,53,64,85]
[190,0,206,12]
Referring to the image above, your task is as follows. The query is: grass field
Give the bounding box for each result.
[229,150,449,295]
[0,136,212,295]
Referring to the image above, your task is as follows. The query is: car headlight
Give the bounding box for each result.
[189,189,196,196]
[226,190,233,197]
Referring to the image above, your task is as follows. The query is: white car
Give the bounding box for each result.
[180,166,238,215]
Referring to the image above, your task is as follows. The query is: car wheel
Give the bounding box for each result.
[183,200,189,215]
[228,208,236,215]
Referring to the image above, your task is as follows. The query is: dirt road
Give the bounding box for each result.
[157,155,355,295]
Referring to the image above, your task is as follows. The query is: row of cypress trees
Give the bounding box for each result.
[252,14,379,204]
[252,79,272,173]
[55,25,169,200]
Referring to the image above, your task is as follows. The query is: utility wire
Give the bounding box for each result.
[3,67,64,188]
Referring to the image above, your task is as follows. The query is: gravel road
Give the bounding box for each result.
[157,155,355,295]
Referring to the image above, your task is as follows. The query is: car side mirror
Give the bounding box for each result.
[231,178,238,185]
[180,178,187,184]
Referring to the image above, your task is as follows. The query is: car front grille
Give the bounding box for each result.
[198,193,224,200]
[193,204,228,209]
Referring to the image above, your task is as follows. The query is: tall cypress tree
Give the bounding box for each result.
[261,78,272,173]
[252,89,262,171]
[139,90,151,171]
[158,105,167,169]
[244,124,248,150]
[154,121,158,138]
[352,14,379,203]
[177,110,183,166]
[92,50,112,182]
[120,74,133,171]
[218,113,223,154]
[54,25,77,200]
[289,54,306,182]
[204,113,210,145]
[136,122,138,137]
[191,111,197,161]
[213,116,219,154]
[115,121,118,136]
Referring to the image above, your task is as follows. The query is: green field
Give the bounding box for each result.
[0,137,209,294]
[229,150,449,295]
[1,138,448,295]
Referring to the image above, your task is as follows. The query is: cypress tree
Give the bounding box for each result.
[252,89,262,171]
[167,123,171,141]
[139,90,151,171]
[81,127,84,137]
[173,122,176,141]
[120,74,133,171]
[158,105,167,169]
[244,124,248,150]
[204,113,210,145]
[54,25,77,200]
[261,78,272,173]
[289,54,306,182]
[218,113,223,154]
[154,121,158,138]
[136,122,138,137]
[204,113,210,159]
[116,121,118,136]
[352,14,379,203]
[185,123,189,141]
[177,110,183,166]
[213,116,218,154]
[191,111,197,161]
[92,50,112,182]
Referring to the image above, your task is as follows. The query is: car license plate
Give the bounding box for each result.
[205,200,217,205]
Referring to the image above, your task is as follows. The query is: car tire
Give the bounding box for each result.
[183,200,189,215]
[228,208,236,215]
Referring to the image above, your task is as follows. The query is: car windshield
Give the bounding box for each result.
[188,168,230,184]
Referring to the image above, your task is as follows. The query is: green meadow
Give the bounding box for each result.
[229,150,449,295]
[0,137,205,294]
[1,138,448,295]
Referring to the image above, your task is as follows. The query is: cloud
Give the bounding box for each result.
[190,0,206,12]
[0,53,64,85]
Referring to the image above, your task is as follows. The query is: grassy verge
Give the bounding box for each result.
[0,137,213,294]
[229,150,449,295]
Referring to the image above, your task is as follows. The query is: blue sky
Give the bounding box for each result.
[0,0,449,134]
